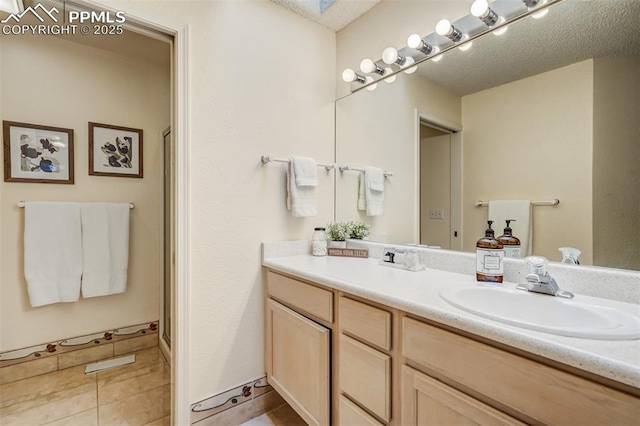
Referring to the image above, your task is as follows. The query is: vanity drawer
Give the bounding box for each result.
[339,394,384,426]
[339,334,391,422]
[402,317,640,425]
[267,271,333,322]
[339,296,391,350]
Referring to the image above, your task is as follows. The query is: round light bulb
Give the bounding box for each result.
[365,76,377,91]
[342,68,356,83]
[458,41,473,51]
[382,47,399,65]
[493,25,508,36]
[384,68,396,83]
[360,58,376,74]
[532,8,549,19]
[470,0,489,18]
[407,34,423,49]
[435,19,452,36]
[403,56,417,74]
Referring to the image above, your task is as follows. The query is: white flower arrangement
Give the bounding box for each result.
[326,221,350,241]
[326,220,370,241]
[346,220,370,240]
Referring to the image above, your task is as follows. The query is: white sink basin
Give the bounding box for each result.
[439,284,640,340]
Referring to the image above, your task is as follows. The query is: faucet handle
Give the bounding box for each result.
[525,255,549,276]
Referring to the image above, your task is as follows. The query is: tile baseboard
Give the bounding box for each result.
[190,377,282,425]
[0,321,159,385]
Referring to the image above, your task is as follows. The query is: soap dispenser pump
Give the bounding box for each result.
[476,220,504,283]
[498,219,521,258]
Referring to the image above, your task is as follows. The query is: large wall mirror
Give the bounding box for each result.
[335,0,639,271]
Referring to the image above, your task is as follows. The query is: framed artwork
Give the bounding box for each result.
[2,121,74,184]
[89,122,143,178]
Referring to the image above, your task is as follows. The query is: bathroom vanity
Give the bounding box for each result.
[263,244,640,426]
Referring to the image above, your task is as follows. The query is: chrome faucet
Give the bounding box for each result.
[516,256,574,299]
[382,247,423,271]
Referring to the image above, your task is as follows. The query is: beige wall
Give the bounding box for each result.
[94,0,336,404]
[420,131,450,248]
[592,57,640,270]
[462,60,594,263]
[0,35,170,351]
[335,72,460,243]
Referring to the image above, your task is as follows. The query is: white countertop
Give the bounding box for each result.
[263,254,640,389]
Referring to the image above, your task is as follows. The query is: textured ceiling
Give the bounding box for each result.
[414,0,640,96]
[271,0,382,31]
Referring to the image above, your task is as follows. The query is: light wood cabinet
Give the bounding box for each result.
[402,316,640,425]
[401,365,524,426]
[339,296,392,351]
[265,268,639,426]
[339,334,392,422]
[265,298,330,426]
[267,271,333,322]
[340,395,385,426]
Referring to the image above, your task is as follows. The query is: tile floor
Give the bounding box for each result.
[240,404,306,426]
[0,346,170,426]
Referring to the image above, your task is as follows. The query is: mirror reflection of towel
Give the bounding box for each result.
[358,166,384,216]
[488,200,532,256]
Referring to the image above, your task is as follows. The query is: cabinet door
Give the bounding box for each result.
[401,365,524,426]
[266,299,330,426]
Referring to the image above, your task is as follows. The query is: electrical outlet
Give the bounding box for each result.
[429,208,444,219]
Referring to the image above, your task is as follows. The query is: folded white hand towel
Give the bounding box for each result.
[488,200,532,256]
[24,202,83,307]
[287,157,318,217]
[365,165,385,192]
[80,203,130,298]
[364,166,384,216]
[292,156,318,187]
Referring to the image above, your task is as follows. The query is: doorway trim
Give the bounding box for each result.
[414,110,463,251]
[73,1,190,423]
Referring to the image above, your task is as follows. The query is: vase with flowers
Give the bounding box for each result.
[326,220,370,248]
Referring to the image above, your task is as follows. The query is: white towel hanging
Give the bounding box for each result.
[24,202,83,307]
[287,157,318,217]
[80,203,130,298]
[361,166,384,216]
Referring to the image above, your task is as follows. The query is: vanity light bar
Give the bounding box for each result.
[343,0,566,93]
[475,199,560,207]
[261,155,335,171]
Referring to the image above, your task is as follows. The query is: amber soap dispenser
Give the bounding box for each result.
[497,219,521,258]
[476,220,504,283]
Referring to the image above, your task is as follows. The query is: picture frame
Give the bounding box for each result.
[2,120,74,184]
[89,122,143,178]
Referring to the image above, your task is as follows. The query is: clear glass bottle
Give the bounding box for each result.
[476,220,504,283]
[559,247,581,265]
[312,227,328,256]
